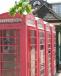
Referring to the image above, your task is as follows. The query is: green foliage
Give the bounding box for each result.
[9,0,32,16]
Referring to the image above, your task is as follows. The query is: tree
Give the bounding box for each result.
[9,0,32,16]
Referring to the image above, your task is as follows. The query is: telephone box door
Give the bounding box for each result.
[45,25,51,76]
[0,30,20,76]
[27,29,37,76]
[39,30,45,76]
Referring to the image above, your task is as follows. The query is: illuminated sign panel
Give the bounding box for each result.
[37,20,44,29]
[26,15,35,27]
[26,19,35,27]
[46,25,50,31]
[0,18,21,23]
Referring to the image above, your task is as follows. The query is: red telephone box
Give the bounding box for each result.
[0,13,39,76]
[0,13,23,76]
[26,14,38,76]
[44,22,52,76]
[50,24,56,76]
[36,18,45,76]
[0,13,56,76]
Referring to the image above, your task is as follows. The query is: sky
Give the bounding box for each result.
[0,0,61,14]
[47,0,61,3]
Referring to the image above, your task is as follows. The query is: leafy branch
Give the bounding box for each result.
[9,0,32,16]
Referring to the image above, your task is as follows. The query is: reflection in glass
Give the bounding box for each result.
[31,46,35,76]
[30,30,36,37]
[3,62,16,69]
[3,46,16,53]
[40,39,44,44]
[2,38,15,45]
[0,38,1,44]
[48,33,51,76]
[30,38,36,44]
[48,39,51,44]
[2,70,16,76]
[3,54,16,61]
[0,30,20,76]
[48,44,51,48]
[30,30,36,76]
[2,30,16,37]
[39,31,45,76]
[40,45,44,50]
[40,32,44,37]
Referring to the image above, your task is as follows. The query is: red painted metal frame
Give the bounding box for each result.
[43,22,49,76]
[50,25,56,76]
[35,20,40,76]
[36,18,45,76]
[46,25,52,76]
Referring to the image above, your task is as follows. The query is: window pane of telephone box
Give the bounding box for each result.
[2,30,16,37]
[2,70,16,76]
[2,46,16,53]
[40,39,44,44]
[0,38,1,45]
[30,38,36,44]
[2,61,16,69]
[2,38,16,45]
[40,32,44,37]
[3,54,16,62]
[31,45,35,76]
[30,30,36,37]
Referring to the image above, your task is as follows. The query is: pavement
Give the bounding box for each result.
[56,70,61,76]
[56,71,61,76]
[58,73,61,76]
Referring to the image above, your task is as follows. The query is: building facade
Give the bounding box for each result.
[51,3,61,17]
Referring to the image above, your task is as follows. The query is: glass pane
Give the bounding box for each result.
[48,44,51,49]
[40,69,44,75]
[48,49,51,53]
[0,38,1,44]
[30,38,36,44]
[48,39,51,43]
[40,32,44,37]
[0,30,20,76]
[40,50,44,76]
[31,46,35,76]
[2,70,16,76]
[30,30,36,76]
[40,50,44,65]
[0,46,1,54]
[2,30,16,37]
[48,33,51,76]
[0,31,2,36]
[2,46,16,53]
[40,39,44,44]
[39,31,45,76]
[0,47,1,62]
[48,33,51,38]
[3,54,16,62]
[2,62,16,69]
[31,46,35,61]
[30,30,36,37]
[40,45,44,50]
[2,38,16,45]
